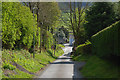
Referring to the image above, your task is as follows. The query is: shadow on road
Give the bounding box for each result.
[50,61,74,64]
[47,50,57,59]
[57,57,72,59]
[72,61,86,78]
[63,52,71,57]
[50,52,86,79]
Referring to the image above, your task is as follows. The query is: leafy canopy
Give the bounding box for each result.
[84,2,116,38]
[2,2,37,49]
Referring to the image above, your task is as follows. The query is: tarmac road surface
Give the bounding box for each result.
[38,43,85,79]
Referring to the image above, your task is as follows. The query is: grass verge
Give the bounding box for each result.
[73,55,120,78]
[2,47,64,78]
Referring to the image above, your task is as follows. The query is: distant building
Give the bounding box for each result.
[69,33,74,46]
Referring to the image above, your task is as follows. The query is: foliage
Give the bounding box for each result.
[58,26,69,39]
[76,27,87,44]
[56,12,71,30]
[57,7,87,46]
[75,40,92,56]
[10,68,34,78]
[54,27,68,44]
[2,49,43,73]
[2,48,64,78]
[69,2,89,46]
[113,1,120,21]
[44,31,54,49]
[3,60,16,70]
[0,1,1,42]
[53,48,64,57]
[54,28,66,42]
[80,56,119,78]
[37,3,61,49]
[56,44,65,49]
[91,21,120,57]
[72,54,90,62]
[59,30,65,38]
[47,49,64,59]
[37,2,61,29]
[84,2,116,38]
[2,2,37,49]
[24,2,61,50]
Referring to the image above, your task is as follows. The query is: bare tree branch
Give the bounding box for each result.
[70,1,75,36]
[74,2,77,25]
[78,2,82,29]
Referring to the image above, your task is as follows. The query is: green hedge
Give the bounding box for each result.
[75,40,92,56]
[91,21,120,57]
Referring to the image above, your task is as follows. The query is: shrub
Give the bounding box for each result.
[91,21,120,57]
[2,2,37,49]
[84,2,116,38]
[75,40,92,56]
[3,60,16,70]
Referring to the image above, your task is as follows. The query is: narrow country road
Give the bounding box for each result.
[38,43,85,79]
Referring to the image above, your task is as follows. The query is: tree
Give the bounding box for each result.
[2,2,37,49]
[113,1,120,21]
[37,2,61,49]
[69,2,89,47]
[59,26,69,39]
[57,12,71,30]
[84,2,116,38]
[37,2,61,29]
[54,29,66,44]
[23,2,61,51]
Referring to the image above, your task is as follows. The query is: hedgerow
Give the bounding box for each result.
[91,21,120,57]
[75,40,92,56]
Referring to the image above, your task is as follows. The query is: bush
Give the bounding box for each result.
[91,21,120,57]
[75,40,92,56]
[84,2,116,38]
[2,2,37,49]
[3,60,16,70]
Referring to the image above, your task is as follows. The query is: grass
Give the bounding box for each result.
[0,54,2,80]
[2,46,64,78]
[72,54,90,62]
[56,44,65,48]
[10,68,34,78]
[73,55,120,78]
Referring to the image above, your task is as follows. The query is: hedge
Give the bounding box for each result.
[91,21,120,57]
[75,40,92,56]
